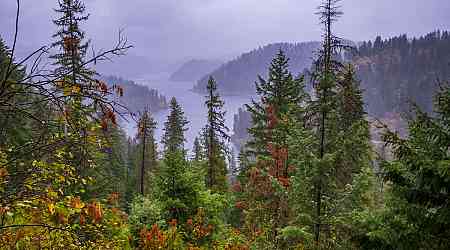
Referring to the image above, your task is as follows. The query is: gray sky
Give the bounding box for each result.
[1,0,449,76]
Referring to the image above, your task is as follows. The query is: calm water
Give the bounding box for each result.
[122,74,253,155]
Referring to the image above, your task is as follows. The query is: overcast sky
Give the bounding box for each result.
[1,0,449,75]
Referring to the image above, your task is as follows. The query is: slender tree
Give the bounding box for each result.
[51,0,93,85]
[137,110,157,195]
[204,76,230,192]
[311,0,345,242]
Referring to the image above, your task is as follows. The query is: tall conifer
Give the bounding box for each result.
[161,97,189,156]
[204,76,230,192]
[137,110,157,195]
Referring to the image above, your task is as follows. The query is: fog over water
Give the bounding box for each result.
[1,0,449,77]
[122,74,252,153]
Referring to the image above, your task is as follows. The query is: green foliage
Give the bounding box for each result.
[354,83,450,249]
[356,31,450,115]
[162,97,189,155]
[136,110,158,195]
[204,76,230,192]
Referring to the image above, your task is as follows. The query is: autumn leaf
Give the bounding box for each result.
[47,203,55,215]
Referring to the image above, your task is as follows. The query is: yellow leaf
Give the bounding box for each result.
[72,85,81,94]
[48,203,55,215]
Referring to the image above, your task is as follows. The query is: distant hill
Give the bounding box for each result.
[229,31,450,150]
[354,31,450,116]
[102,75,168,114]
[169,59,222,82]
[193,42,320,94]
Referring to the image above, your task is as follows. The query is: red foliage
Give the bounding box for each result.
[266,105,278,129]
[235,201,247,210]
[139,224,167,248]
[86,201,103,223]
[107,192,120,205]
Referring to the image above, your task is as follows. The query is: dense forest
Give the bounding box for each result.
[355,31,450,116]
[1,0,449,249]
[193,42,320,94]
[196,32,450,117]
[169,59,223,82]
[103,75,168,115]
[231,31,450,149]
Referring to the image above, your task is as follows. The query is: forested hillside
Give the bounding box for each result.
[193,42,320,94]
[1,0,449,249]
[169,59,222,82]
[355,31,450,116]
[196,32,450,118]
[231,31,450,148]
[103,75,168,114]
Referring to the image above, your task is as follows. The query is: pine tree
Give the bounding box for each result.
[155,151,200,224]
[50,0,100,178]
[356,83,450,249]
[310,0,345,243]
[51,0,93,84]
[298,2,376,246]
[239,50,309,248]
[204,76,230,192]
[246,50,307,157]
[192,136,205,161]
[137,110,157,195]
[161,97,189,156]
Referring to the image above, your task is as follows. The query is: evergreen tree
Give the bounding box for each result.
[246,49,307,157]
[155,151,200,223]
[51,0,93,84]
[204,76,230,192]
[136,110,157,195]
[0,37,27,148]
[239,50,309,248]
[49,0,101,180]
[192,136,205,161]
[161,97,189,156]
[310,0,345,243]
[356,83,450,249]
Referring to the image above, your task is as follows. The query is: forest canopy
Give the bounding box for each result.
[0,0,449,249]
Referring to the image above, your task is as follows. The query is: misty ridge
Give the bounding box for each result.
[1,0,450,249]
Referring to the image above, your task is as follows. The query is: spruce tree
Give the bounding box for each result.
[310,0,345,243]
[357,83,450,249]
[161,97,189,156]
[51,0,93,85]
[298,2,376,246]
[335,64,371,187]
[246,49,307,157]
[49,0,100,180]
[241,50,309,248]
[204,76,230,192]
[192,136,205,161]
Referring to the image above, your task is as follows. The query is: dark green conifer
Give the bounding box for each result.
[246,49,307,157]
[204,76,230,192]
[161,97,189,156]
[357,82,450,249]
[192,136,204,161]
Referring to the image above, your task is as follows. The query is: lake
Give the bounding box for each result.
[122,74,253,156]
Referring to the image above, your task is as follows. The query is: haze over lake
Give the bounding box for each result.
[122,74,253,153]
